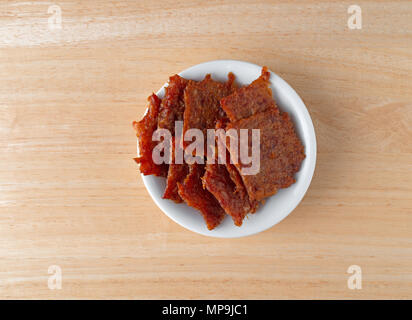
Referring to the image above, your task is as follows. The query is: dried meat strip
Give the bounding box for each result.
[158,75,188,132]
[214,120,259,214]
[220,66,278,122]
[203,162,254,226]
[163,137,189,203]
[164,163,189,203]
[225,161,259,213]
[183,73,236,155]
[213,119,260,218]
[226,109,305,201]
[158,75,190,201]
[178,163,225,230]
[133,94,168,177]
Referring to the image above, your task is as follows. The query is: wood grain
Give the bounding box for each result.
[0,0,411,299]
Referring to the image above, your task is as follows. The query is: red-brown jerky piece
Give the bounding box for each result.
[183,73,236,155]
[226,109,305,201]
[213,120,260,217]
[163,137,189,203]
[177,164,225,230]
[133,94,168,177]
[158,75,188,132]
[220,66,278,122]
[225,161,259,213]
[203,163,255,226]
[157,75,190,200]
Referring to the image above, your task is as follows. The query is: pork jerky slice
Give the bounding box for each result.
[177,163,225,230]
[158,75,190,200]
[158,74,188,132]
[133,94,168,177]
[225,161,259,213]
[163,137,189,203]
[164,162,189,203]
[183,73,236,155]
[220,66,278,122]
[227,162,262,212]
[226,109,305,202]
[203,163,253,226]
[214,119,259,213]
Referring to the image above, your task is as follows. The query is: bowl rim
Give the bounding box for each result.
[138,59,317,238]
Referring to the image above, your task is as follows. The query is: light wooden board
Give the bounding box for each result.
[0,0,411,299]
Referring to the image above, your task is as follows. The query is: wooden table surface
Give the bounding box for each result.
[0,0,411,299]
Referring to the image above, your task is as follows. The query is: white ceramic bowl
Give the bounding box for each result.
[138,60,316,238]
